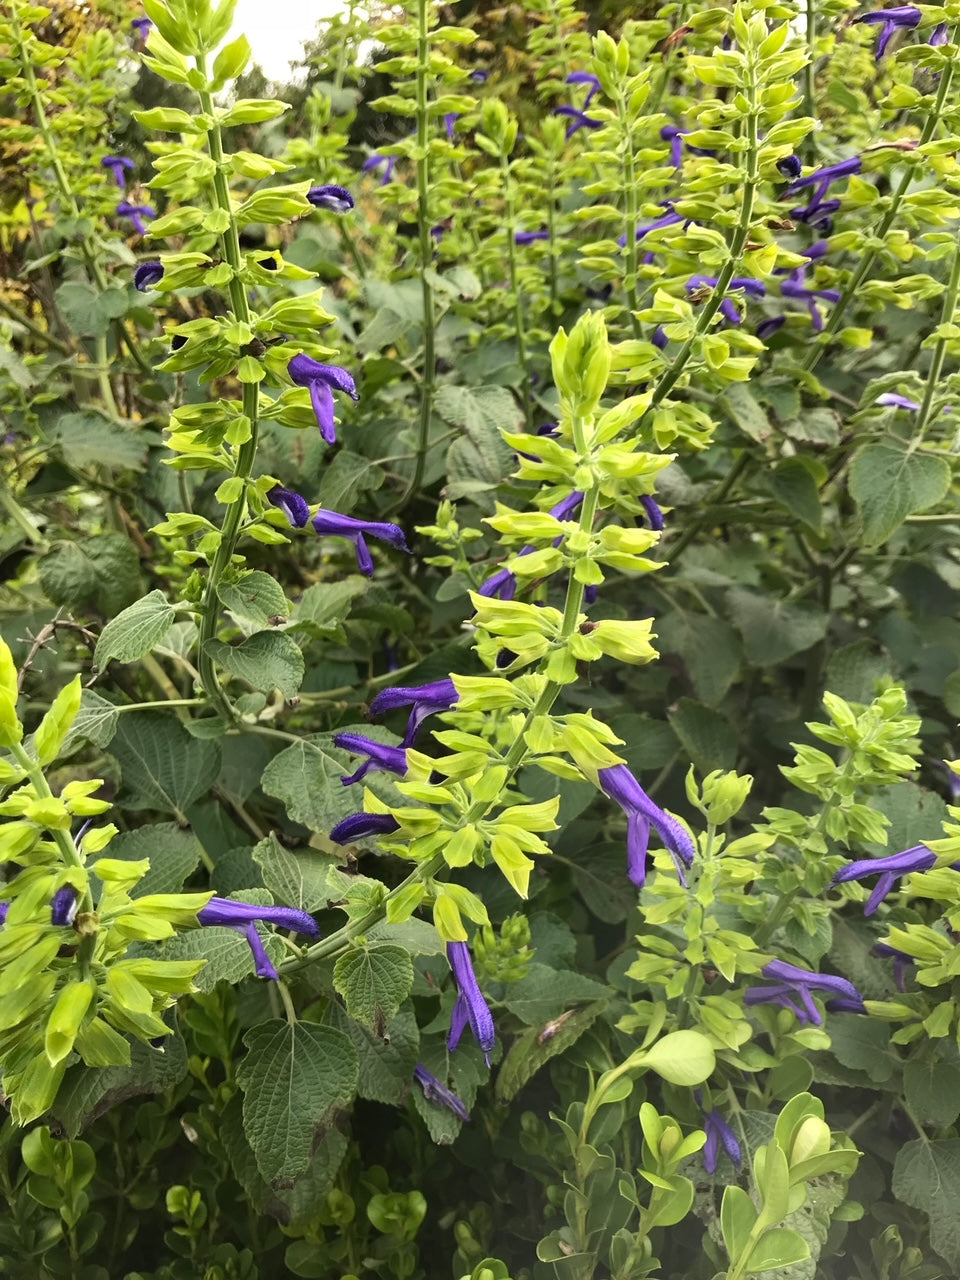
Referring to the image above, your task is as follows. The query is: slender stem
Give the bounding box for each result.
[501,151,533,425]
[802,36,957,373]
[94,333,120,419]
[194,62,261,722]
[801,0,816,159]
[911,222,960,446]
[392,0,436,515]
[621,102,643,341]
[0,487,47,547]
[0,293,73,354]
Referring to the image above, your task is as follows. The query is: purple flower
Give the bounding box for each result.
[311,509,409,577]
[287,355,358,445]
[515,229,550,245]
[856,5,922,57]
[478,491,584,599]
[470,69,488,82]
[776,154,803,179]
[362,153,396,185]
[779,264,841,332]
[444,112,459,141]
[930,21,949,44]
[116,201,156,236]
[696,1093,742,1174]
[0,902,7,925]
[876,392,921,411]
[51,887,78,927]
[413,1063,470,1121]
[744,959,866,1025]
[329,812,401,844]
[640,495,664,531]
[447,941,495,1063]
[101,155,135,188]
[134,260,164,292]
[333,732,408,786]
[598,764,695,888]
[687,275,765,327]
[566,70,601,106]
[369,677,459,746]
[874,942,915,991]
[131,16,152,37]
[618,205,683,247]
[652,326,669,350]
[478,566,518,601]
[553,105,603,139]
[756,316,787,341]
[197,897,320,981]
[661,124,688,169]
[833,844,938,915]
[268,485,311,528]
[783,156,862,204]
[790,198,840,230]
[307,184,354,212]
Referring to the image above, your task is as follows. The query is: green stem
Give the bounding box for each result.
[0,293,73,355]
[501,151,533,425]
[392,0,436,515]
[621,103,643,342]
[911,219,960,447]
[0,487,47,547]
[194,63,261,723]
[801,0,816,159]
[802,37,957,373]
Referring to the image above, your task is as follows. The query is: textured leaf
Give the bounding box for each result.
[770,457,823,533]
[316,451,385,510]
[218,572,289,626]
[291,576,369,631]
[893,1140,960,1271]
[40,535,142,616]
[52,1034,188,1137]
[105,823,202,897]
[727,590,828,666]
[849,442,950,545]
[95,590,175,668]
[500,964,609,1025]
[64,689,119,752]
[439,385,519,501]
[252,832,338,912]
[721,383,772,443]
[496,1001,607,1103]
[205,630,304,698]
[903,1058,960,1127]
[325,1003,420,1105]
[659,613,742,707]
[52,412,147,472]
[668,698,738,771]
[333,944,414,1029]
[236,1020,358,1183]
[112,713,221,818]
[260,733,403,834]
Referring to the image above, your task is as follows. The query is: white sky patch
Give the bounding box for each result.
[232,0,345,83]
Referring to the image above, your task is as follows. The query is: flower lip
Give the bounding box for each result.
[329,812,401,845]
[311,508,409,577]
[116,201,156,236]
[598,763,695,888]
[369,677,459,745]
[287,355,358,445]
[134,260,164,292]
[447,941,496,1062]
[101,155,135,187]
[413,1063,470,1120]
[307,183,354,213]
[267,485,311,528]
[553,105,603,138]
[197,896,320,937]
[333,732,408,786]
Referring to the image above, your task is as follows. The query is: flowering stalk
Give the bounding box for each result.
[499,139,533,424]
[803,29,957,371]
[911,218,960,446]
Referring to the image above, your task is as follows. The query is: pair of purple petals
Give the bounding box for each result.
[782,155,861,230]
[686,275,765,327]
[413,1063,470,1121]
[832,843,943,916]
[554,71,603,138]
[363,154,396,185]
[695,1091,742,1174]
[447,941,495,1063]
[856,6,922,58]
[196,897,319,981]
[287,355,358,445]
[0,889,77,928]
[744,959,866,1025]
[598,764,695,889]
[117,201,155,237]
[101,155,135,188]
[266,488,409,576]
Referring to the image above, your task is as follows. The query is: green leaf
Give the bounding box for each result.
[641,1030,715,1085]
[500,964,609,1025]
[112,713,221,819]
[261,733,398,834]
[205,630,304,698]
[727,590,828,666]
[667,698,738,771]
[849,442,950,546]
[52,1034,188,1138]
[40,535,142,616]
[52,412,147,472]
[291,577,369,632]
[721,383,772,443]
[64,690,120,752]
[252,832,338,912]
[658,613,742,706]
[438,385,520,502]
[104,823,202,896]
[746,1227,810,1272]
[95,591,175,668]
[770,457,823,533]
[721,1185,759,1263]
[333,944,414,1030]
[236,1020,358,1183]
[316,451,386,510]
[219,572,289,626]
[161,922,284,991]
[904,1059,960,1127]
[325,1004,419,1105]
[496,1001,608,1104]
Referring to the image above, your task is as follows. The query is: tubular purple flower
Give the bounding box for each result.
[268,485,311,528]
[51,887,78,927]
[197,897,320,981]
[116,201,156,236]
[566,70,601,106]
[101,155,135,188]
[515,229,550,245]
[311,509,409,577]
[874,942,915,991]
[447,941,496,1062]
[833,844,938,915]
[0,902,7,925]
[287,355,358,445]
[745,959,866,1025]
[776,154,802,179]
[617,206,683,247]
[131,16,152,36]
[790,199,840,230]
[444,112,459,141]
[661,124,687,169]
[553,105,603,138]
[329,812,401,844]
[652,325,669,350]
[307,184,354,212]
[783,156,862,205]
[779,268,841,332]
[369,677,459,746]
[756,316,786,341]
[640,495,664,531]
[470,69,488,82]
[876,392,921,411]
[598,764,695,889]
[478,566,517,601]
[333,732,408,786]
[856,5,922,57]
[362,153,396,185]
[413,1063,470,1121]
[134,260,164,292]
[479,492,582,597]
[550,490,585,522]
[930,20,949,43]
[697,1096,742,1174]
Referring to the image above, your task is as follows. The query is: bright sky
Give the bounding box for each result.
[232,0,345,82]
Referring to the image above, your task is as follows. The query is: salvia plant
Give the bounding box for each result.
[3,0,960,1275]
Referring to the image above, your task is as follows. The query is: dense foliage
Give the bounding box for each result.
[3,0,960,1276]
